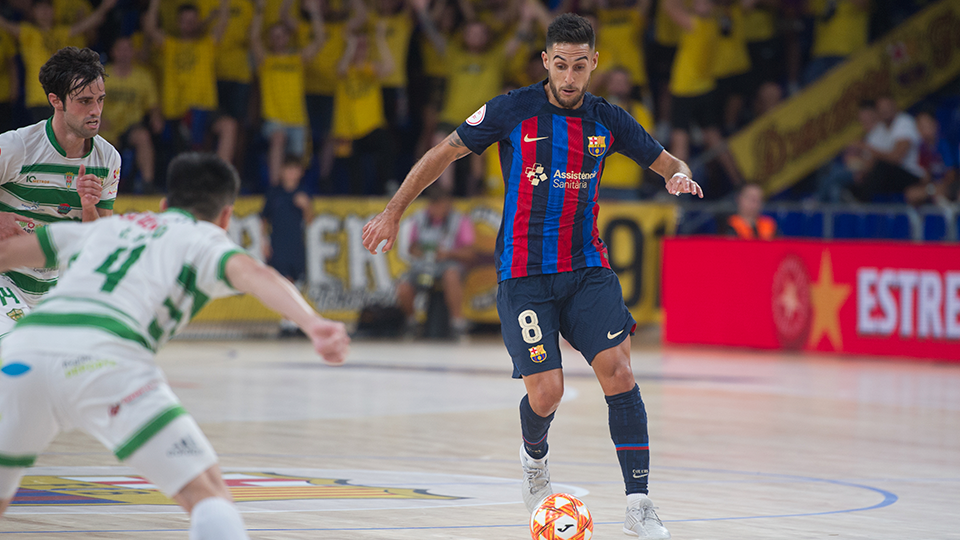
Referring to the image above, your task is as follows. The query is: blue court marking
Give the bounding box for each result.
[1,464,899,535]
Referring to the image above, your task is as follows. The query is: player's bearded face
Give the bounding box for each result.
[544,44,597,109]
[59,78,106,139]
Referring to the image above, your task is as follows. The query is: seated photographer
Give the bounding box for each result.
[396,186,475,336]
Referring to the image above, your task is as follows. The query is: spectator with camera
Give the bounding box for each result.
[395,186,475,337]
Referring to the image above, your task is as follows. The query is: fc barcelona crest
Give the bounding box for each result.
[588,136,607,157]
[529,344,547,363]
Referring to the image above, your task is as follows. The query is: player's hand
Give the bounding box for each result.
[362,211,400,254]
[305,317,350,365]
[76,164,102,208]
[666,173,703,198]
[0,212,29,239]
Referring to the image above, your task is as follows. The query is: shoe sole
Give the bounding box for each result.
[622,526,670,539]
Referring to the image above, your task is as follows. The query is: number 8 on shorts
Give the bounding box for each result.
[518,309,542,344]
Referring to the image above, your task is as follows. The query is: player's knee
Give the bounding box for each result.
[528,390,562,416]
[527,376,564,415]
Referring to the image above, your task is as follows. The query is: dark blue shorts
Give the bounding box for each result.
[497,267,636,379]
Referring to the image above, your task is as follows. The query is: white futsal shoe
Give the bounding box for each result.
[623,494,670,538]
[520,445,553,512]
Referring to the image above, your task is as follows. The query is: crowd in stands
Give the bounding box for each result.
[0,0,952,203]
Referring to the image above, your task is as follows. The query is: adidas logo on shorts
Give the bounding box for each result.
[167,436,202,457]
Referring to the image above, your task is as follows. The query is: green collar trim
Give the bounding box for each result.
[45,117,95,158]
[164,207,197,222]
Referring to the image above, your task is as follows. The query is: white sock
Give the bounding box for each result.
[189,497,249,540]
[627,493,648,507]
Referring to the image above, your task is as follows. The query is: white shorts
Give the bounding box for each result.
[0,275,32,339]
[0,352,217,500]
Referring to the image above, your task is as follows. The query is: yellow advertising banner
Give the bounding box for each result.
[728,0,960,194]
[112,197,675,325]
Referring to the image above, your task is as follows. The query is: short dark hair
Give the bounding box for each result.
[546,13,595,50]
[177,3,199,15]
[166,153,240,221]
[38,47,106,107]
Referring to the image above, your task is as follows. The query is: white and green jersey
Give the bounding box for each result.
[0,118,121,305]
[2,209,245,363]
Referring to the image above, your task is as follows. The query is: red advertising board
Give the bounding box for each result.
[662,237,960,361]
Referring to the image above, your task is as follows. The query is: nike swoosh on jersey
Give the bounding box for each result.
[523,135,549,142]
[607,329,624,339]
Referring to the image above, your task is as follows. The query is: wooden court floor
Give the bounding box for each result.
[2,331,958,539]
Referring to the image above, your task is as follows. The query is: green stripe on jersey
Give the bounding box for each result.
[114,405,187,461]
[19,163,110,178]
[96,198,115,210]
[36,226,57,268]
[15,312,155,352]
[178,266,210,317]
[4,271,56,295]
[0,453,37,468]
[1,183,82,209]
[218,249,245,290]
[38,296,141,328]
[0,201,79,224]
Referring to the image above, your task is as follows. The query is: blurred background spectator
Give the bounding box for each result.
[395,186,475,337]
[0,0,950,214]
[722,183,777,239]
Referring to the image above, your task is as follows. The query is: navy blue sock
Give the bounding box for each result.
[606,384,649,495]
[519,395,554,459]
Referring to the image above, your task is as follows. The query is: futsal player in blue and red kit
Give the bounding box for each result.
[362,13,701,538]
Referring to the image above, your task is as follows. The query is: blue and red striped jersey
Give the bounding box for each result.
[456,81,664,282]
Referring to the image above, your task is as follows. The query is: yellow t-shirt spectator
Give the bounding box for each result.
[597,7,648,87]
[602,101,655,189]
[301,20,345,96]
[216,0,254,84]
[54,0,90,48]
[654,0,684,46]
[0,32,16,105]
[160,36,218,119]
[18,24,73,108]
[262,0,286,28]
[669,15,719,97]
[378,13,413,89]
[483,146,504,197]
[160,0,216,35]
[743,5,776,43]
[420,33,447,79]
[260,53,307,126]
[439,42,505,126]
[100,65,159,144]
[810,0,870,58]
[332,63,386,140]
[713,5,750,79]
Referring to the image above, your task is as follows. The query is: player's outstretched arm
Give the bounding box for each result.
[649,149,704,198]
[362,131,472,254]
[0,234,47,272]
[224,253,350,365]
